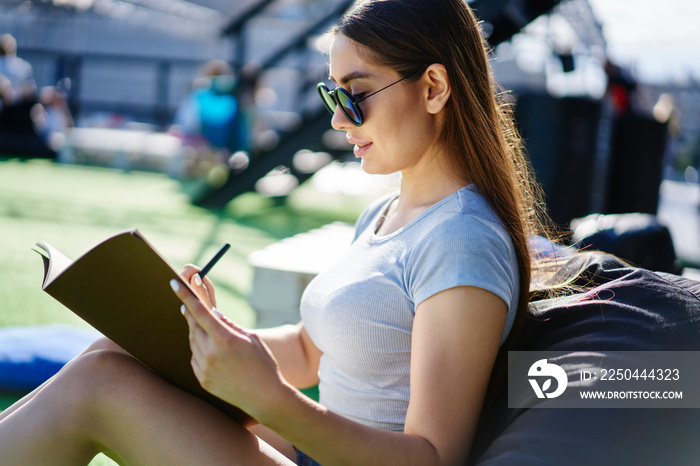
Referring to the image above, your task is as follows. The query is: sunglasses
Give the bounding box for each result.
[317,71,418,127]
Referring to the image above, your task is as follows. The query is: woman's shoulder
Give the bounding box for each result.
[456,185,502,223]
[427,185,510,243]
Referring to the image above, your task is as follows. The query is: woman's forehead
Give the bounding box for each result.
[328,35,380,84]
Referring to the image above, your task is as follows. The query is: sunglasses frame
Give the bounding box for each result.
[317,71,419,127]
[317,84,365,126]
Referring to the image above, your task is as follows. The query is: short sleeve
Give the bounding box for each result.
[406,215,517,313]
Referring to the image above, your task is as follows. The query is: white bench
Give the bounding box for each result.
[248,222,354,328]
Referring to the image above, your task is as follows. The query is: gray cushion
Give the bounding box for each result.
[470,253,700,465]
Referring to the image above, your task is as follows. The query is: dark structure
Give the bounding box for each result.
[194,0,566,208]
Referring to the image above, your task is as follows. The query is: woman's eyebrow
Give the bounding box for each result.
[328,71,374,85]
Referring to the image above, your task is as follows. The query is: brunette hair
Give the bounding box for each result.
[334,0,555,341]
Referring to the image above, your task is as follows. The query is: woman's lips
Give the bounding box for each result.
[348,137,372,157]
[353,142,372,157]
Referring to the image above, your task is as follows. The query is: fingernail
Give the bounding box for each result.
[170,279,180,292]
[211,307,223,319]
[181,304,187,316]
[194,274,202,287]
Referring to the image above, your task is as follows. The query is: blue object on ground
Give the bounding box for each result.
[0,325,101,392]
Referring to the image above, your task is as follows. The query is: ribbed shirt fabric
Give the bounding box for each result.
[300,185,518,432]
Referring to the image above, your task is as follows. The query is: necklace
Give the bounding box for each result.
[374,197,398,234]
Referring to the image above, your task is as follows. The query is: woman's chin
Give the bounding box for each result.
[359,160,390,176]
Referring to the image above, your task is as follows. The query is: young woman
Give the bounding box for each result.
[0,0,550,464]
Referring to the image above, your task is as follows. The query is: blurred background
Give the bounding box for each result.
[0,0,697,217]
[2,0,699,339]
[0,1,698,463]
[1,0,699,327]
[1,0,698,216]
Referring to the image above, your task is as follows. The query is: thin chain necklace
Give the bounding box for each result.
[374,196,398,235]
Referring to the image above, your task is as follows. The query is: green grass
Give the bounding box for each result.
[0,157,367,327]
[0,156,369,465]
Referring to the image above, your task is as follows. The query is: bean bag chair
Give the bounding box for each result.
[0,324,100,392]
[470,252,700,466]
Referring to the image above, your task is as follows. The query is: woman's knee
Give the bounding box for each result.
[28,350,143,436]
[57,350,146,408]
[81,336,128,355]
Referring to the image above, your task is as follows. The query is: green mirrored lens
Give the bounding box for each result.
[317,83,364,126]
[320,89,336,114]
[336,90,362,125]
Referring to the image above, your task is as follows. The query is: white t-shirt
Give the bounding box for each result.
[301,185,519,431]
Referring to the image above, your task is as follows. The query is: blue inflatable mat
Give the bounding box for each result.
[0,325,101,392]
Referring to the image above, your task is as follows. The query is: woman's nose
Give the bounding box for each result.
[330,106,353,131]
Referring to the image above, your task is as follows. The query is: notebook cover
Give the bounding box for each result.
[40,230,249,423]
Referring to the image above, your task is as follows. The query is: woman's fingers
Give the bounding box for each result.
[170,279,220,336]
[170,277,283,413]
[189,273,214,309]
[184,310,215,380]
[202,274,217,307]
[184,308,207,350]
[180,264,217,307]
[179,264,199,282]
[171,279,249,343]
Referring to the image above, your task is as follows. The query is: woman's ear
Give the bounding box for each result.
[423,63,451,115]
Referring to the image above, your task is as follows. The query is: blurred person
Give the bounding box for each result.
[0,32,49,157]
[0,33,36,104]
[173,59,248,152]
[31,83,74,146]
[0,73,35,136]
[0,1,565,464]
[604,60,637,117]
[0,74,13,109]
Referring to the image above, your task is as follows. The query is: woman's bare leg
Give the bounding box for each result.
[0,349,295,466]
[0,337,125,422]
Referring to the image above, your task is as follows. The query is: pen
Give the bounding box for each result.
[198,243,231,278]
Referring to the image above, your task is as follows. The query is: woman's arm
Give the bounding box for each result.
[256,324,322,389]
[404,285,506,464]
[267,285,506,465]
[173,281,505,465]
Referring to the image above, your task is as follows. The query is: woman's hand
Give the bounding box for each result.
[169,279,287,421]
[180,264,217,309]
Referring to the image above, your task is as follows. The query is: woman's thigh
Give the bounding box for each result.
[59,350,296,466]
[249,424,297,461]
[0,337,125,423]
